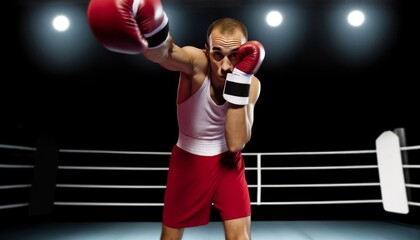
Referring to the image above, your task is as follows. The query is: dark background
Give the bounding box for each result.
[1,0,419,224]
[4,0,419,152]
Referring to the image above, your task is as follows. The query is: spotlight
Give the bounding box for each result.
[266,10,283,27]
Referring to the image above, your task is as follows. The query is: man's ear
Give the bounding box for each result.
[204,43,209,57]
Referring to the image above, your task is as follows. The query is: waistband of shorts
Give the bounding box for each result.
[176,132,228,156]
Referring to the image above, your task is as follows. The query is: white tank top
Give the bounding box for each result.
[176,75,229,156]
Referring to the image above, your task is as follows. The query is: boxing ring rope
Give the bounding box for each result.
[1,139,420,210]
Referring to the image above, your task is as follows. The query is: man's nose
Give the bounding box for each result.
[221,56,233,72]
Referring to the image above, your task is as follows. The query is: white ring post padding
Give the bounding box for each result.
[375,131,409,214]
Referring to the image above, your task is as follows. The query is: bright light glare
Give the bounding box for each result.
[266,11,283,27]
[347,10,365,27]
[52,15,70,32]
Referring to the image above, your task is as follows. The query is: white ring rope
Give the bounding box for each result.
[250,183,380,188]
[59,149,171,155]
[0,203,29,210]
[247,165,379,170]
[0,184,31,190]
[56,184,166,189]
[54,202,163,207]
[58,166,168,171]
[404,165,420,169]
[0,164,33,168]
[257,200,383,205]
[0,144,36,151]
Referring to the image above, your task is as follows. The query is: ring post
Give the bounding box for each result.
[375,130,409,214]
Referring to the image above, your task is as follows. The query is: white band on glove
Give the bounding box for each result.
[144,13,169,48]
[223,68,253,105]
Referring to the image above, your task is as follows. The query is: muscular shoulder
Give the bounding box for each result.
[181,46,208,76]
[177,47,208,103]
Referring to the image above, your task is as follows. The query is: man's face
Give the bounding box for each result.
[207,28,247,89]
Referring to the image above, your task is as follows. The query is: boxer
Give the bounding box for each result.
[88,1,265,239]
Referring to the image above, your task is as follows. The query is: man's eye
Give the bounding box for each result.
[227,53,238,63]
[213,52,223,61]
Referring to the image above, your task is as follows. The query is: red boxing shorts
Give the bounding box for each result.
[162,145,251,228]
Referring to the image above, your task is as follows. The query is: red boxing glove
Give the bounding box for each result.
[87,0,169,54]
[223,40,265,105]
